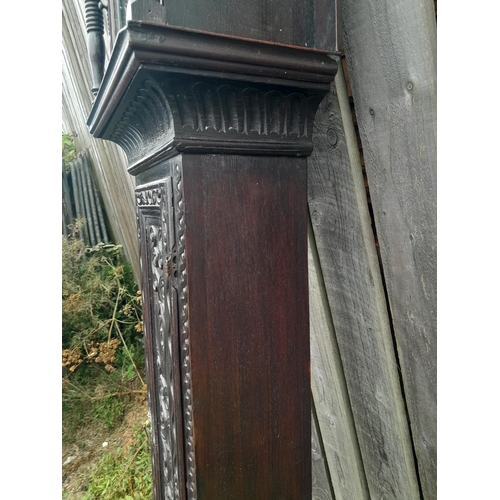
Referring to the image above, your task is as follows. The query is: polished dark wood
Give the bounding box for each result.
[87,13,337,500]
[103,0,340,52]
[130,0,166,24]
[182,155,310,499]
[162,0,340,51]
[87,22,337,142]
[133,152,311,499]
[136,178,186,500]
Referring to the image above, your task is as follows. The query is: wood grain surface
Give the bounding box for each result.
[341,1,437,497]
[307,66,421,500]
[312,404,335,500]
[64,1,437,498]
[183,155,310,499]
[162,0,339,51]
[309,222,369,500]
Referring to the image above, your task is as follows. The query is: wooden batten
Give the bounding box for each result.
[308,220,370,500]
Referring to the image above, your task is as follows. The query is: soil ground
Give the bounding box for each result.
[62,397,149,499]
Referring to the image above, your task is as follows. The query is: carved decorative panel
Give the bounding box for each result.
[137,177,193,500]
[172,163,197,500]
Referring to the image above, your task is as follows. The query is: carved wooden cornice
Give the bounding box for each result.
[87,21,337,173]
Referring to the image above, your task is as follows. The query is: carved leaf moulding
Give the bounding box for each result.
[87,21,337,170]
[88,21,336,128]
[105,70,326,171]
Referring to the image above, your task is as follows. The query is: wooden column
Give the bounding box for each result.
[88,22,336,499]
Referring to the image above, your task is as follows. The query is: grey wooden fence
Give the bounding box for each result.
[341,1,437,498]
[62,0,436,498]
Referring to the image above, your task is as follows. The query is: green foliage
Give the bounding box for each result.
[62,161,151,496]
[92,395,129,430]
[81,426,153,500]
[62,233,145,441]
[62,132,77,170]
[62,233,143,357]
[62,365,133,442]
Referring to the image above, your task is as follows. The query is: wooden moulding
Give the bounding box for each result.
[88,20,337,500]
[87,21,337,171]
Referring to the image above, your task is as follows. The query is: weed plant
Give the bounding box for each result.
[63,132,152,498]
[62,227,146,442]
[62,133,77,170]
[81,425,153,500]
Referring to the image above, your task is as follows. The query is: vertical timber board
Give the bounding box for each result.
[307,68,421,499]
[182,155,310,499]
[341,0,437,498]
[311,403,335,500]
[308,221,369,500]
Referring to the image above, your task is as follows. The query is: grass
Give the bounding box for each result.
[80,425,153,500]
[62,356,144,443]
[62,232,152,499]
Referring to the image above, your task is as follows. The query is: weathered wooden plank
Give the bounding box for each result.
[307,65,420,500]
[312,404,335,500]
[341,1,437,498]
[309,223,368,500]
